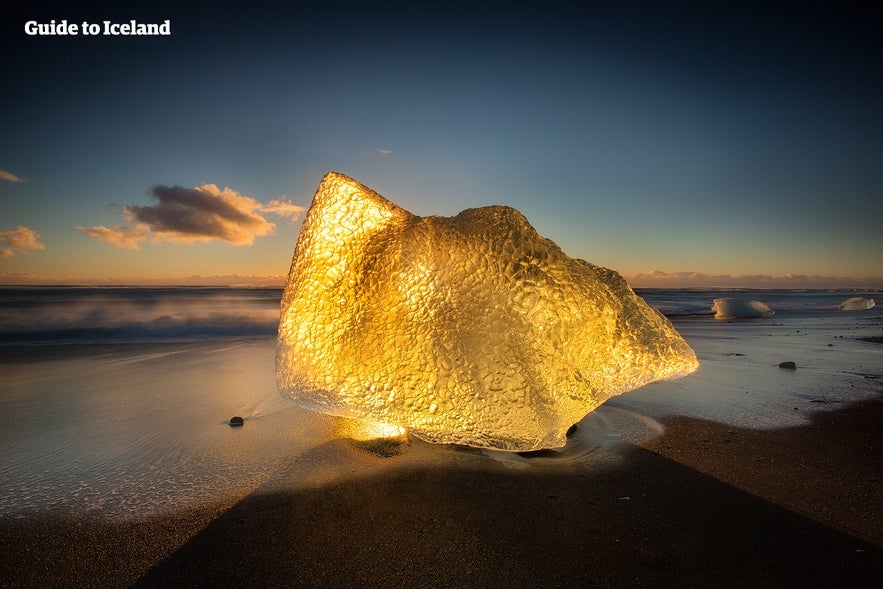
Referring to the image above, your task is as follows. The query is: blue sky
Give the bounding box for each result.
[1,1,881,286]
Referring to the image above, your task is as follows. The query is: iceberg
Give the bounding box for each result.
[712,298,774,319]
[276,172,699,451]
[839,296,875,311]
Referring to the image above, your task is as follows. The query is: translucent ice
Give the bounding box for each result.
[276,172,699,451]
[839,296,875,311]
[712,298,774,319]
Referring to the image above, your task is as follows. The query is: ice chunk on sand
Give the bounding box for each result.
[839,296,875,311]
[276,172,699,451]
[712,298,775,319]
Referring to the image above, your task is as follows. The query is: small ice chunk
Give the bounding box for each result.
[712,298,774,319]
[276,172,699,451]
[839,296,875,311]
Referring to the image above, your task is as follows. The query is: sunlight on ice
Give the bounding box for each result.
[276,172,698,451]
[336,419,408,442]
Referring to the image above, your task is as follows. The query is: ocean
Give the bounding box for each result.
[1,286,879,345]
[1,286,881,519]
[0,286,280,346]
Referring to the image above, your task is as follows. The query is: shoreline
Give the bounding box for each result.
[2,302,881,587]
[138,394,883,588]
[2,394,880,588]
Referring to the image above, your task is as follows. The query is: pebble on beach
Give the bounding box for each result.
[778,361,797,370]
[228,416,245,427]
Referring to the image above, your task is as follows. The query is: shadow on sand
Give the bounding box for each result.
[135,432,882,587]
[2,399,881,588]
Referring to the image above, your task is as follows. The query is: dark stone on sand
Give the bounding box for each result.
[778,361,797,370]
[228,416,245,427]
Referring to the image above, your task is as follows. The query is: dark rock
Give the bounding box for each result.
[778,361,797,370]
[228,416,245,426]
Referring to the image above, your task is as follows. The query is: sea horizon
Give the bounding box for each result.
[2,279,880,587]
[1,284,879,347]
[2,284,881,519]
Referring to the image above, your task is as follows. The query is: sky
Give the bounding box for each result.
[1,1,881,287]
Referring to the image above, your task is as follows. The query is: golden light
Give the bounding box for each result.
[337,419,407,442]
[276,172,698,451]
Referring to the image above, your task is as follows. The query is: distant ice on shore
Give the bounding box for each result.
[2,290,882,520]
[712,297,775,319]
[839,296,875,311]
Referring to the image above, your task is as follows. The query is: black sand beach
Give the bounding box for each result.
[2,291,881,588]
[1,395,880,588]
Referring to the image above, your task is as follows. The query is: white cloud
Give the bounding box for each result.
[0,226,45,256]
[378,148,392,155]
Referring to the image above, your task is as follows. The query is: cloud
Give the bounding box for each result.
[0,226,45,256]
[0,271,286,286]
[121,184,276,245]
[0,271,38,282]
[626,270,883,288]
[79,184,304,249]
[378,148,392,155]
[75,224,150,250]
[258,195,306,221]
[0,169,27,183]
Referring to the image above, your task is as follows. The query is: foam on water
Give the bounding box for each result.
[1,289,881,520]
[0,287,280,345]
[2,287,879,344]
[639,288,883,316]
[608,313,883,429]
[0,340,332,519]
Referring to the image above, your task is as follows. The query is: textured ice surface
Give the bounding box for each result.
[276,172,699,451]
[712,298,774,319]
[839,296,875,311]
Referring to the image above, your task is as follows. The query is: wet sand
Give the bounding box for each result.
[3,313,882,587]
[2,395,881,588]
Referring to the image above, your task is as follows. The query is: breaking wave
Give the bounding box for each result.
[0,287,282,345]
[638,288,883,317]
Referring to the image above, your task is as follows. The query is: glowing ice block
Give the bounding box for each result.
[276,172,698,451]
